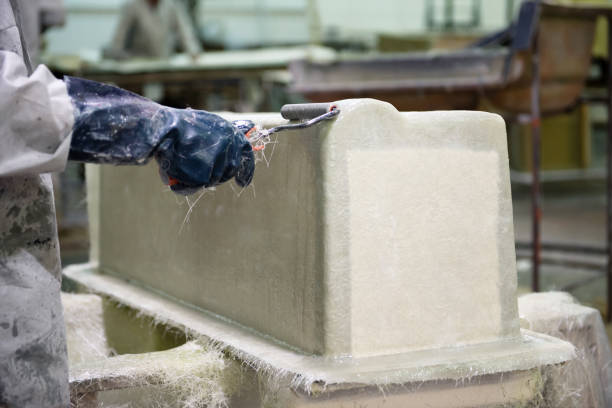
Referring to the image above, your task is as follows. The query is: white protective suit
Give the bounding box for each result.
[105,0,202,60]
[0,0,74,406]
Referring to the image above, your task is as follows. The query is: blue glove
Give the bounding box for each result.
[65,77,255,195]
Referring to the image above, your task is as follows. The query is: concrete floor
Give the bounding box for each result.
[513,181,607,302]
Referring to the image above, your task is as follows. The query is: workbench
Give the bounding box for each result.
[42,46,334,111]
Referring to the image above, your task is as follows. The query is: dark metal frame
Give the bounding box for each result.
[524,2,612,321]
[607,21,612,322]
[530,26,541,293]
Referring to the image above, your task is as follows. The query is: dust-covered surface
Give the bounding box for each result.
[519,292,612,407]
[283,369,546,408]
[64,263,575,396]
[88,100,521,358]
[0,11,73,407]
[347,147,502,355]
[69,341,233,408]
[61,290,609,407]
[0,175,70,407]
[62,292,110,366]
[90,113,326,355]
[72,100,587,406]
[64,292,237,407]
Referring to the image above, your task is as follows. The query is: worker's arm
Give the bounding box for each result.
[0,51,74,176]
[171,0,203,56]
[0,51,255,194]
[66,76,255,195]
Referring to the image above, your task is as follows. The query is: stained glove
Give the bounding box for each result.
[65,77,255,195]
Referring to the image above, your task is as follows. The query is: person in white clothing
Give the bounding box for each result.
[104,0,203,60]
[0,1,254,406]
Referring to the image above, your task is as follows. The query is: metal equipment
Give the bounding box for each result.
[246,103,339,148]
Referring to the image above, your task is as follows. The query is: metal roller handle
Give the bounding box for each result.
[247,103,339,145]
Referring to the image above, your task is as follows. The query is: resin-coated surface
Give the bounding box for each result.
[92,99,520,357]
[64,265,576,391]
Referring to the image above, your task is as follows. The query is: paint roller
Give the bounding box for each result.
[245,103,339,148]
[280,103,338,121]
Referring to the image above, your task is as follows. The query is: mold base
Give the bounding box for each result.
[64,263,575,393]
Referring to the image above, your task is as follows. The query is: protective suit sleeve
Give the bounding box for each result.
[66,76,254,195]
[0,50,74,177]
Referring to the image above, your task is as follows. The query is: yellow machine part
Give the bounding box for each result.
[508,103,591,171]
[562,0,611,58]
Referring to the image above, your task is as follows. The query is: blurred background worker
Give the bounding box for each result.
[0,1,253,406]
[103,0,202,60]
